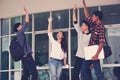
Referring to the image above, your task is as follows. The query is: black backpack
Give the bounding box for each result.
[9,37,24,61]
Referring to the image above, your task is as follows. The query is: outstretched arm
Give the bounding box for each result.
[82,0,90,18]
[48,12,53,33]
[18,5,29,33]
[24,5,29,23]
[72,4,81,33]
[73,4,77,22]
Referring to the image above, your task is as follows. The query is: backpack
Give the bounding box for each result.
[9,37,24,61]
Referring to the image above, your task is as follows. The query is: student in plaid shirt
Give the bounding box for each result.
[81,0,105,80]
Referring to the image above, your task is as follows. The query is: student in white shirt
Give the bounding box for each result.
[48,12,68,80]
[72,4,92,80]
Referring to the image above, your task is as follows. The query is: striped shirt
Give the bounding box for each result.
[86,16,105,46]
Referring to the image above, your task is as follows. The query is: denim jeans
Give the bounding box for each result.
[72,56,92,80]
[21,54,38,80]
[81,60,104,80]
[49,58,63,80]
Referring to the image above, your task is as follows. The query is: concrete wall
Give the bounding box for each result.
[0,0,120,18]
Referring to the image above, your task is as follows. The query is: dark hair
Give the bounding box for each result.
[13,23,21,32]
[61,33,68,53]
[114,61,119,64]
[92,11,103,21]
[82,20,91,31]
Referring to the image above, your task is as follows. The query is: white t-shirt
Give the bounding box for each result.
[73,23,91,58]
[48,32,67,60]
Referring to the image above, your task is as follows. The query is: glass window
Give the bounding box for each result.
[103,27,120,64]
[0,72,9,80]
[25,34,32,48]
[11,71,21,80]
[22,14,32,32]
[1,51,9,70]
[101,4,120,25]
[103,67,120,80]
[11,16,20,34]
[1,18,9,36]
[52,10,69,29]
[1,37,9,70]
[34,12,49,31]
[35,33,49,66]
[11,61,21,70]
[79,7,98,24]
[71,29,77,66]
[38,70,50,80]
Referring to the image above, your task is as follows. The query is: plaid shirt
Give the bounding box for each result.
[87,16,105,46]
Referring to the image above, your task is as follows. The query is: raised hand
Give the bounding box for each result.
[24,5,28,13]
[24,5,29,23]
[48,11,53,23]
[82,0,89,18]
[73,4,77,22]
[48,11,53,33]
[82,0,85,5]
[73,4,77,12]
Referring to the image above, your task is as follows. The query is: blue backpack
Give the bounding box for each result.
[9,37,24,61]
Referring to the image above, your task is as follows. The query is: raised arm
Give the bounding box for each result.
[73,4,77,22]
[24,5,29,23]
[48,12,53,33]
[82,0,90,18]
[72,4,82,33]
[18,5,29,33]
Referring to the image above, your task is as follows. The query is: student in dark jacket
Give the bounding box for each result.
[13,6,38,80]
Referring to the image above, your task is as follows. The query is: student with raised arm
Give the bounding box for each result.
[13,6,38,80]
[72,4,92,80]
[81,0,105,80]
[48,12,68,80]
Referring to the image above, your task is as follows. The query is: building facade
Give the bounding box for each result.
[0,0,120,80]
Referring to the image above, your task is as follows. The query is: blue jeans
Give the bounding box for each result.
[81,60,104,80]
[72,56,92,80]
[49,58,63,80]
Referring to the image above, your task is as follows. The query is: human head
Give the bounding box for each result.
[81,20,90,33]
[56,31,68,52]
[13,23,22,32]
[56,31,64,40]
[92,11,103,22]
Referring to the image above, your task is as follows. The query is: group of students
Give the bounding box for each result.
[72,0,105,80]
[13,0,106,80]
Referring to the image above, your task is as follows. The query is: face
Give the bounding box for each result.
[17,24,23,31]
[81,23,89,32]
[56,31,63,40]
[92,14,98,23]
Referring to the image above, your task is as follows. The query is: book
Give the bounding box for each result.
[84,45,104,60]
